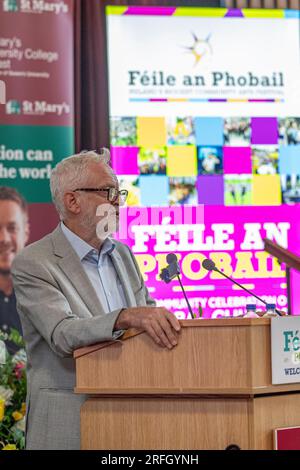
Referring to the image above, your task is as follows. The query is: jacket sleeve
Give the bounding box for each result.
[11,255,122,358]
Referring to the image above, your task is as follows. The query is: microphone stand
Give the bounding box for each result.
[176,274,195,319]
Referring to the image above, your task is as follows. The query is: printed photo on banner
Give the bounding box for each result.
[110,117,137,146]
[251,146,279,175]
[167,117,195,145]
[138,148,167,175]
[279,118,300,145]
[118,176,140,207]
[0,187,29,353]
[224,118,251,146]
[169,177,197,206]
[224,175,252,206]
[197,146,223,175]
[281,175,300,204]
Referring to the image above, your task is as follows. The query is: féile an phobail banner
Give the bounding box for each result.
[0,0,74,203]
[107,7,300,116]
[106,7,300,318]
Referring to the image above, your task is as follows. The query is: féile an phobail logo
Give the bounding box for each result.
[283,329,300,364]
[3,0,18,12]
[184,32,213,66]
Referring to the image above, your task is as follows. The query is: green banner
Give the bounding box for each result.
[0,124,74,202]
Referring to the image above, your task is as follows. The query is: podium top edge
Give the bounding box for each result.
[74,318,276,359]
[180,318,271,327]
[74,328,142,359]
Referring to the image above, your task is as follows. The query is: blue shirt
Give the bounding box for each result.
[61,223,128,314]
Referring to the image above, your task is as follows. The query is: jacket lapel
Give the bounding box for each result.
[51,225,105,317]
[110,248,137,308]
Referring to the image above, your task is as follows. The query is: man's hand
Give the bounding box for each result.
[114,307,181,349]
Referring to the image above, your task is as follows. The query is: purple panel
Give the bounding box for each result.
[111,147,139,175]
[249,99,274,103]
[197,175,224,205]
[223,147,252,174]
[251,117,279,144]
[225,9,244,18]
[124,7,176,16]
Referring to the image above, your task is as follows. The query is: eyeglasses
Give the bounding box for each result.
[74,187,128,205]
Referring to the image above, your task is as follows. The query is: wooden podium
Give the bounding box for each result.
[74,318,300,450]
[264,238,300,316]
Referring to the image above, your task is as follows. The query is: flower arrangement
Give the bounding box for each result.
[0,328,27,450]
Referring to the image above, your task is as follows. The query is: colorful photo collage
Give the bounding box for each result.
[110,116,300,207]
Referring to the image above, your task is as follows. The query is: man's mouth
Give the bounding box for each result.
[0,247,15,256]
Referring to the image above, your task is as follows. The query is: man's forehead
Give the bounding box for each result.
[0,200,26,223]
[0,200,23,212]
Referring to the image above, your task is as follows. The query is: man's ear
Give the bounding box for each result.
[64,191,81,215]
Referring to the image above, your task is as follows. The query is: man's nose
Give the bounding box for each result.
[0,227,11,244]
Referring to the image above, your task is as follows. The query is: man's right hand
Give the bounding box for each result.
[114,307,181,350]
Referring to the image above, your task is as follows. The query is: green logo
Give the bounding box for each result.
[6,100,21,114]
[283,330,300,352]
[3,0,18,12]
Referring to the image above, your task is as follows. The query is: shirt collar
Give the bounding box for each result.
[100,238,115,257]
[61,222,115,261]
[0,290,15,301]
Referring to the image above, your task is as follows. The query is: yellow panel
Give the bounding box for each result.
[168,99,188,102]
[243,9,284,18]
[105,6,127,15]
[252,175,281,206]
[167,146,197,177]
[137,117,167,147]
[173,8,227,17]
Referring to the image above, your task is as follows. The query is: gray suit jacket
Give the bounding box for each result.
[11,225,155,450]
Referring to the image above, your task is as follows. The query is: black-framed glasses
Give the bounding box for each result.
[74,187,128,205]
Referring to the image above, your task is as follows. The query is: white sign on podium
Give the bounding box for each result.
[271,316,300,385]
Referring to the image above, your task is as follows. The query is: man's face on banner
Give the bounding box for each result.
[0,201,29,274]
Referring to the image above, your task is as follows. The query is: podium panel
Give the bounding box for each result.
[74,319,300,449]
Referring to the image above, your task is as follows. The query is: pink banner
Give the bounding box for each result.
[117,205,300,318]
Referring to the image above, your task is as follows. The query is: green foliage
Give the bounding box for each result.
[0,329,26,450]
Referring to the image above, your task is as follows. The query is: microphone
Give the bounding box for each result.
[202,259,282,316]
[160,253,195,319]
[160,253,180,283]
[166,253,178,265]
[202,259,217,272]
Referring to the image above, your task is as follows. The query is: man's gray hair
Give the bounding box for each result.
[50,149,111,219]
